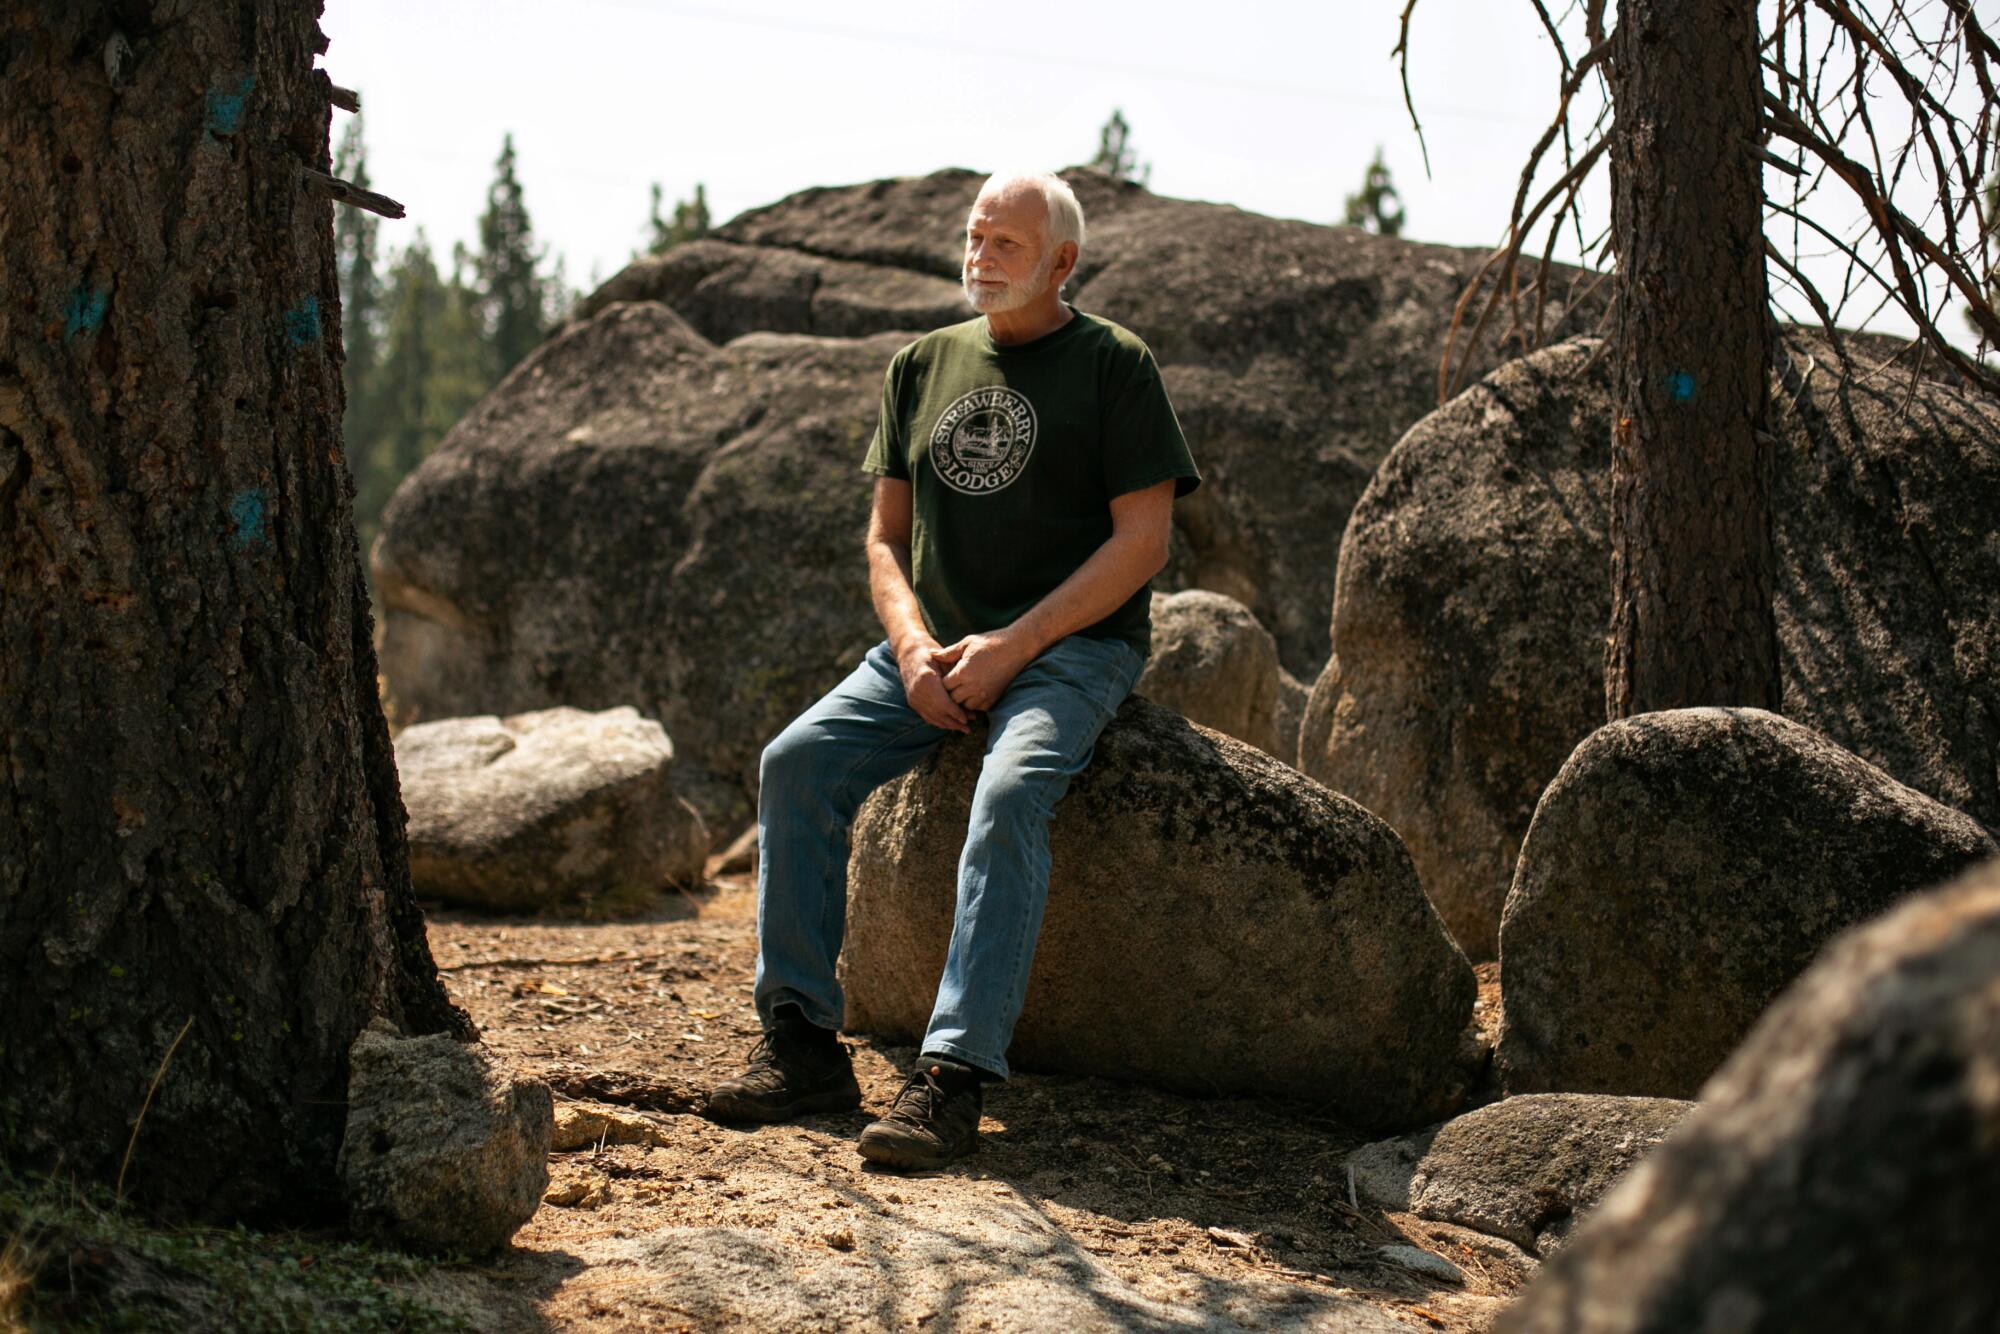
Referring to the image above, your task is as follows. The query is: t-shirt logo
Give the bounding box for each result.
[929,386,1038,495]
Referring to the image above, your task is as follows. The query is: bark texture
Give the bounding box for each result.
[0,0,468,1219]
[1604,0,1780,717]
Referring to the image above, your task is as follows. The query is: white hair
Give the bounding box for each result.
[976,171,1087,257]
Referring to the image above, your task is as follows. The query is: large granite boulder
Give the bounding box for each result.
[843,695,1478,1129]
[375,305,900,834]
[574,237,967,343]
[376,169,1600,830]
[1408,1094,1692,1256]
[395,705,708,914]
[1300,332,2000,958]
[1497,857,2000,1334]
[1135,589,1283,756]
[338,1021,553,1255]
[1497,708,1995,1098]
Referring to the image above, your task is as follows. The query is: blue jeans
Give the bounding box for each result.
[753,633,1145,1079]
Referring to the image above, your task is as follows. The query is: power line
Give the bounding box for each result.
[568,0,1550,127]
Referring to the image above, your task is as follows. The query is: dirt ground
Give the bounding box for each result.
[419,874,1524,1334]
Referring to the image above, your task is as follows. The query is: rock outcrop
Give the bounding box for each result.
[395,705,708,914]
[1408,1095,1692,1256]
[1497,857,2000,1334]
[844,695,1477,1129]
[376,169,1600,829]
[337,1022,552,1255]
[1497,708,1995,1098]
[1300,332,2000,958]
[1135,590,1283,756]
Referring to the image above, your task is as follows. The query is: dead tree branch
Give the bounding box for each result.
[1403,0,1999,402]
[302,166,405,219]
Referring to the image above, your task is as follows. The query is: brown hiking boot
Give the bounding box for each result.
[706,1007,860,1123]
[857,1057,984,1169]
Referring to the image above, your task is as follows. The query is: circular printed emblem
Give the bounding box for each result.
[929,387,1038,496]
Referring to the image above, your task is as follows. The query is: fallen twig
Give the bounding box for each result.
[117,1016,194,1200]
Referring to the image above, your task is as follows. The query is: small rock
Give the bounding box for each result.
[1137,590,1284,756]
[1410,1094,1692,1255]
[1378,1244,1466,1286]
[1343,1126,1440,1212]
[544,1180,588,1207]
[544,1173,612,1209]
[1416,1220,1540,1286]
[396,705,709,914]
[551,1101,675,1151]
[337,1020,552,1255]
[826,1228,856,1252]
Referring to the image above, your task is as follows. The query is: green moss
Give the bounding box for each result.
[0,1169,475,1333]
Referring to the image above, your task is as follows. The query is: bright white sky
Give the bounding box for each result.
[322,0,1987,355]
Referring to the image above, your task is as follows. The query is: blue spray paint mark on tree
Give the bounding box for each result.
[283,295,320,347]
[228,488,267,549]
[1665,370,1697,403]
[63,285,110,340]
[205,75,256,136]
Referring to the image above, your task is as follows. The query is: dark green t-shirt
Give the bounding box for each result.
[861,311,1200,656]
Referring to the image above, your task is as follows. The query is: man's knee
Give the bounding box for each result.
[759,722,822,797]
[971,752,1065,825]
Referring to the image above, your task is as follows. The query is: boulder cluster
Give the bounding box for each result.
[372,167,1602,833]
[1297,331,2000,957]
[366,169,1999,1324]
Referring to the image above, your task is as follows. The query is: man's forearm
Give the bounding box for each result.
[1008,528,1166,656]
[867,538,932,652]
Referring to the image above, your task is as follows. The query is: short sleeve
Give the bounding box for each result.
[861,349,911,481]
[1101,346,1200,499]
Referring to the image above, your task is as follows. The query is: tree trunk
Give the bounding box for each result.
[1604,0,1780,718]
[0,0,468,1219]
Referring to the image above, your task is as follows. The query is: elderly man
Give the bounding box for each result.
[708,170,1200,1169]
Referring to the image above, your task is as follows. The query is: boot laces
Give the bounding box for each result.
[890,1065,947,1123]
[742,1032,781,1073]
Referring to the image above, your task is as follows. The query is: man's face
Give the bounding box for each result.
[962,184,1058,314]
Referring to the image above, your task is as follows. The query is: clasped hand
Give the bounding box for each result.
[896,631,1034,730]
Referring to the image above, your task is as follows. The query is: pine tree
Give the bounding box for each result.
[476,132,549,377]
[359,232,448,558]
[332,114,383,477]
[0,0,464,1215]
[353,239,508,585]
[1342,148,1406,237]
[1090,109,1151,185]
[544,250,578,330]
[433,243,497,439]
[644,181,713,255]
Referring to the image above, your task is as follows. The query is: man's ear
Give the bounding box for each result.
[1051,240,1079,292]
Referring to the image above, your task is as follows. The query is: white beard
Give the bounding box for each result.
[962,253,1056,313]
